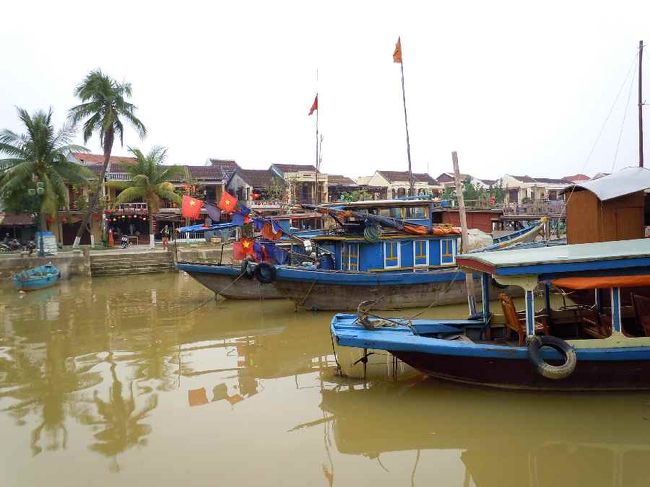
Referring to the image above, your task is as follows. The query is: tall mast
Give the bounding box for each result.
[394,37,415,196]
[639,40,644,168]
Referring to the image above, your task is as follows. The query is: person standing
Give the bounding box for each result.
[161,224,170,250]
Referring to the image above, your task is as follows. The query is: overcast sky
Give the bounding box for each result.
[2,0,650,179]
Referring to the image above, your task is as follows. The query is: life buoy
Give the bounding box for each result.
[527,335,577,380]
[254,262,276,284]
[240,259,254,279]
[363,225,381,243]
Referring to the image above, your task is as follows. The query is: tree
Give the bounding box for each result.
[106,147,182,248]
[0,108,91,234]
[68,70,147,248]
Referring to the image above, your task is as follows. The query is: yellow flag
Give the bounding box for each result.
[393,37,402,64]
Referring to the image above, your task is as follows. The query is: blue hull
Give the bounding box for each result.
[13,264,61,291]
[331,314,650,390]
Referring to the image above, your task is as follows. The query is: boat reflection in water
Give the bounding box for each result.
[317,378,650,487]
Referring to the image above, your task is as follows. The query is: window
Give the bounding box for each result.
[413,240,428,267]
[440,238,456,265]
[348,243,359,271]
[384,241,401,269]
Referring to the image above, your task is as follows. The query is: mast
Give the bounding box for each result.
[315,92,320,203]
[452,151,477,315]
[639,40,644,168]
[394,37,415,196]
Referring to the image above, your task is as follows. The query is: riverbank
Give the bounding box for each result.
[0,244,232,279]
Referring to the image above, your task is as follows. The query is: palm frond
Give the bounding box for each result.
[114,186,145,204]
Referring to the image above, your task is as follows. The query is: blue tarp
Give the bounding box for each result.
[176,222,239,233]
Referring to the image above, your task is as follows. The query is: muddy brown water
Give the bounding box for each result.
[1,273,650,487]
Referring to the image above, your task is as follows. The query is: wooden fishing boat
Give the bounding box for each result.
[331,238,650,391]
[176,262,284,300]
[13,263,60,291]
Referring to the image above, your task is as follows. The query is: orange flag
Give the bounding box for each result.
[308,95,318,116]
[181,195,203,219]
[393,37,402,64]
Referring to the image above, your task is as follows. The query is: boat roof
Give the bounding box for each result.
[456,238,650,277]
[326,199,439,209]
[562,166,650,201]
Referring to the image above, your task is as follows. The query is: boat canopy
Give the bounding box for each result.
[552,274,650,289]
[177,222,239,232]
[456,238,650,277]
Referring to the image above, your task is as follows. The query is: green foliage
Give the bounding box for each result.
[441,186,455,200]
[0,108,91,228]
[265,176,286,201]
[106,146,182,235]
[490,183,505,204]
[340,190,372,202]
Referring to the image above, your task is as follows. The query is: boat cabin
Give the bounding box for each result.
[310,232,461,272]
[455,238,650,343]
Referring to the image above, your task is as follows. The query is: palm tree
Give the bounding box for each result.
[0,108,91,234]
[107,147,182,248]
[68,70,147,248]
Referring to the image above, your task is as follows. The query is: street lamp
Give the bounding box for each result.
[28,181,45,257]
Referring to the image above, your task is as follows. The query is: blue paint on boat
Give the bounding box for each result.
[13,264,61,291]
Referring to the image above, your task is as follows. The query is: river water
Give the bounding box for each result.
[1,272,650,487]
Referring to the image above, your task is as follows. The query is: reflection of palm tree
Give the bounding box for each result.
[78,353,157,472]
[131,329,179,392]
[0,332,102,455]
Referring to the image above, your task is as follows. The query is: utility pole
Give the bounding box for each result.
[639,40,644,168]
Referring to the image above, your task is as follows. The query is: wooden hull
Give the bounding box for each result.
[177,263,284,300]
[394,351,650,391]
[273,279,475,310]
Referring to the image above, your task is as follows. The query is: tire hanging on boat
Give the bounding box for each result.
[527,335,577,380]
[254,262,276,284]
[363,224,381,243]
[240,259,254,279]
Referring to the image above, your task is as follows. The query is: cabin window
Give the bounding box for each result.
[347,243,359,271]
[440,238,456,265]
[384,241,401,269]
[413,240,428,267]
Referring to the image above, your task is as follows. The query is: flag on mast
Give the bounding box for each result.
[308,95,318,116]
[393,37,402,64]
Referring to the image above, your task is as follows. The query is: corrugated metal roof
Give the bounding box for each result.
[564,166,650,201]
[458,238,650,271]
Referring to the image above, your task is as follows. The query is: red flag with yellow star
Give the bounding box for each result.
[181,195,203,219]
[218,191,239,213]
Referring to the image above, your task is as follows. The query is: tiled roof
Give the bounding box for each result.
[272,163,319,173]
[187,165,226,180]
[562,174,590,182]
[328,175,357,186]
[436,172,470,183]
[88,163,131,174]
[479,179,497,186]
[209,159,240,179]
[510,175,537,183]
[0,212,35,226]
[236,169,281,188]
[532,177,568,184]
[72,152,137,165]
[377,170,438,184]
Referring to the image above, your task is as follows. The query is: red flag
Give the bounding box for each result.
[308,95,318,116]
[393,37,402,64]
[218,191,238,213]
[240,238,255,256]
[181,195,203,219]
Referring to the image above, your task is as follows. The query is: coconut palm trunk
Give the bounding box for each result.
[73,128,114,248]
[148,211,155,249]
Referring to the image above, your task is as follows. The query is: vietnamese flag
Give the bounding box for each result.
[218,191,238,213]
[240,238,255,257]
[181,195,203,219]
[308,95,318,116]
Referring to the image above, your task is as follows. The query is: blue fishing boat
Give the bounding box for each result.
[13,263,61,291]
[331,238,650,391]
[263,200,541,310]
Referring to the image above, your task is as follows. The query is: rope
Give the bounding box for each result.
[297,278,318,307]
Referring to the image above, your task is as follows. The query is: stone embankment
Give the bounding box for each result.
[0,244,233,280]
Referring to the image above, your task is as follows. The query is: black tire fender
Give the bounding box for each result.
[491,277,508,290]
[254,262,276,284]
[527,335,577,380]
[240,259,254,279]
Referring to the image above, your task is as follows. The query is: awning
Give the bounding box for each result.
[552,275,650,289]
[0,212,35,226]
[176,222,238,232]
